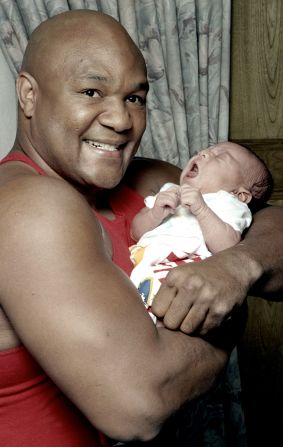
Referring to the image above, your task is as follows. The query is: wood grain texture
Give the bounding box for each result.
[231,138,283,203]
[230,0,283,139]
[238,296,283,446]
[229,2,283,444]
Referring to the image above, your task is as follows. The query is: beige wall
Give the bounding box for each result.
[0,46,17,158]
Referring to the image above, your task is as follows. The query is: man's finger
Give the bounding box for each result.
[180,305,208,334]
[152,283,177,317]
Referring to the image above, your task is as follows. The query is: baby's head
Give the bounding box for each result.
[180,142,273,207]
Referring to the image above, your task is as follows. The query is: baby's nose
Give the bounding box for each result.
[199,149,209,159]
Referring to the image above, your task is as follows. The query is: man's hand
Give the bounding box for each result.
[151,249,254,335]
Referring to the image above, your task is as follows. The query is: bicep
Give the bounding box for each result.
[125,157,181,197]
[0,178,231,440]
[0,180,158,430]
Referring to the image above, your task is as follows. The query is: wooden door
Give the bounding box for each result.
[229,1,283,445]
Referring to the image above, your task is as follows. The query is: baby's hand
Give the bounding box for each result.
[152,186,180,220]
[180,185,207,216]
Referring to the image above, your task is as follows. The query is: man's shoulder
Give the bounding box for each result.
[0,172,90,239]
[124,156,181,197]
[0,169,80,202]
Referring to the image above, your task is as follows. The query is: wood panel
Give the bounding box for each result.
[238,296,283,446]
[229,1,283,445]
[231,138,283,204]
[230,0,283,139]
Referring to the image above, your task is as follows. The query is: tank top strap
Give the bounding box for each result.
[0,152,47,176]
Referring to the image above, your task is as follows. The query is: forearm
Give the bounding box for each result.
[70,292,231,442]
[141,302,246,437]
[154,326,229,408]
[196,206,241,253]
[131,207,164,241]
[113,323,230,441]
[234,205,283,298]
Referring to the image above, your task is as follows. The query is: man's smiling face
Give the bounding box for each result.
[22,12,148,189]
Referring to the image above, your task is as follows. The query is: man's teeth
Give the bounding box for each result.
[85,140,119,151]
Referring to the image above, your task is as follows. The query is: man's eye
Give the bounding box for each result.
[82,89,99,97]
[127,95,146,106]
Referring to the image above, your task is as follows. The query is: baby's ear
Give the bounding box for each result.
[234,187,252,204]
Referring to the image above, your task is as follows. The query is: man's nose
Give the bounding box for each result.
[98,99,133,133]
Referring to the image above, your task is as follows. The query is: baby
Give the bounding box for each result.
[130,142,273,332]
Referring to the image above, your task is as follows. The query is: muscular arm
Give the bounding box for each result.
[237,205,283,298]
[0,174,229,442]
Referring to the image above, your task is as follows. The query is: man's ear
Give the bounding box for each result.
[16,72,38,118]
[234,187,252,204]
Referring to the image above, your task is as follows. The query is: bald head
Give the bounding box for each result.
[21,10,145,82]
[15,9,148,188]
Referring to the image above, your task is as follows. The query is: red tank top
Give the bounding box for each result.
[0,152,144,446]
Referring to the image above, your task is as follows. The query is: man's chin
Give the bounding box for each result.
[86,173,124,190]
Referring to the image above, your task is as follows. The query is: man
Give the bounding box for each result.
[0,9,282,447]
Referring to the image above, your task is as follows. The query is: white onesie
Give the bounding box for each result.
[130,183,252,318]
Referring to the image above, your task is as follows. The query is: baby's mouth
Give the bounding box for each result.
[187,162,199,177]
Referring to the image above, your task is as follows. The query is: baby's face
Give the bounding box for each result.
[180,143,253,194]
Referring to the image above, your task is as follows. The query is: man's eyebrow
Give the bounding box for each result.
[81,73,108,81]
[79,74,149,91]
[135,81,149,92]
